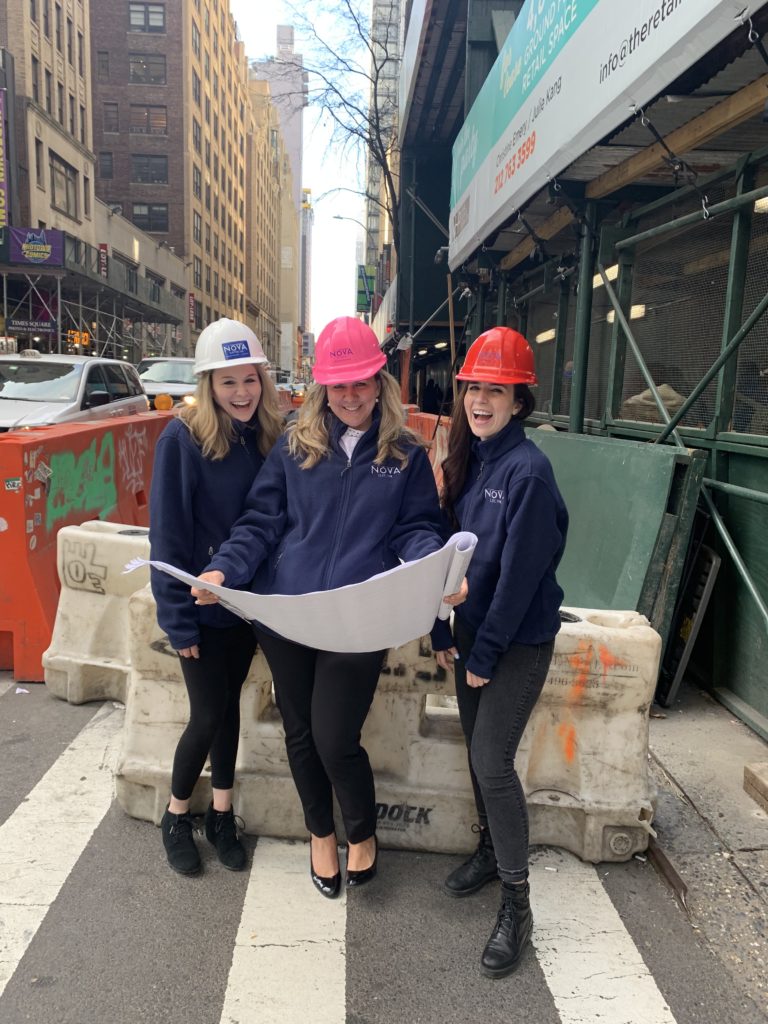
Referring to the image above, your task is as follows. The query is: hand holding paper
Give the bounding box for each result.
[125,532,477,653]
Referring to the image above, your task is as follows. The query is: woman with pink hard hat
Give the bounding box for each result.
[193,316,466,898]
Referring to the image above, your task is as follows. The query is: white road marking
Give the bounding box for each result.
[220,837,346,1024]
[0,704,124,996]
[530,848,677,1024]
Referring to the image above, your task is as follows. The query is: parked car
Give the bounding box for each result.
[0,351,149,431]
[136,357,197,409]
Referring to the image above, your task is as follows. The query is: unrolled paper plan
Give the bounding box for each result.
[124,532,477,653]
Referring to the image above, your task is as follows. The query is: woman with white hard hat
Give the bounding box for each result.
[149,318,284,877]
[193,316,466,898]
[432,327,568,978]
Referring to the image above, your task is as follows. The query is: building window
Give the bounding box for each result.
[97,51,109,81]
[78,32,84,75]
[128,3,165,32]
[129,104,167,134]
[79,104,86,144]
[31,0,37,21]
[204,223,210,253]
[129,53,167,84]
[43,0,50,36]
[50,150,78,217]
[57,82,64,124]
[192,70,201,105]
[132,202,168,232]
[193,211,202,244]
[192,164,201,198]
[35,138,44,187]
[193,256,202,288]
[204,181,210,210]
[31,56,40,104]
[130,154,168,183]
[103,101,119,132]
[55,3,62,50]
[99,152,114,178]
[83,175,90,217]
[45,69,52,113]
[68,93,75,134]
[204,263,210,291]
[66,16,73,63]
[192,117,201,152]
[204,94,210,123]
[191,21,200,57]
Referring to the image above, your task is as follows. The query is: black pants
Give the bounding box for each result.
[171,622,256,800]
[255,628,385,844]
[453,616,553,883]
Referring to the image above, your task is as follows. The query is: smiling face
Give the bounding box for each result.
[211,364,263,422]
[463,381,522,439]
[326,376,381,431]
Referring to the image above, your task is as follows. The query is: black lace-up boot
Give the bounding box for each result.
[480,880,533,978]
[443,824,498,897]
[161,806,201,876]
[204,803,247,871]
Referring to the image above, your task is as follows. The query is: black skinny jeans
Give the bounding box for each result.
[453,616,554,884]
[171,622,256,801]
[254,628,385,844]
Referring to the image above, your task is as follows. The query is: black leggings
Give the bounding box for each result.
[255,628,385,844]
[171,622,256,800]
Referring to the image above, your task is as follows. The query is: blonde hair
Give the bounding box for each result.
[179,364,284,460]
[287,369,424,469]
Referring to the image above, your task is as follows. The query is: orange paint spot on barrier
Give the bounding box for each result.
[558,722,577,763]
[598,645,627,679]
[568,640,593,703]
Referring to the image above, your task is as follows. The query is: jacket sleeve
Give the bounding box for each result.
[466,475,565,679]
[205,442,288,586]
[388,447,446,563]
[149,428,202,650]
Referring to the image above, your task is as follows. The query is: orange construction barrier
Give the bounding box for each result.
[0,413,171,681]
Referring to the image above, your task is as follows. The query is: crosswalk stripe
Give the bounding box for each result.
[0,703,124,997]
[220,837,346,1024]
[530,848,677,1024]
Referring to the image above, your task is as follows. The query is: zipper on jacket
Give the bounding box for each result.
[322,454,354,589]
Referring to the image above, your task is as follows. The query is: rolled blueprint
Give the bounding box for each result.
[125,531,477,654]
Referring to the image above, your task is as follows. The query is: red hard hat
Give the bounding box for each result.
[312,316,386,385]
[456,327,537,385]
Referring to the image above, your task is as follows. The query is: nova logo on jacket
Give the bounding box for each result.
[484,487,504,504]
[371,465,402,476]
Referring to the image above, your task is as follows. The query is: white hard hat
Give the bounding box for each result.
[194,318,268,374]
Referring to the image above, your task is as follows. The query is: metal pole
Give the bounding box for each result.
[568,202,596,433]
[657,284,768,443]
[447,274,458,403]
[701,487,768,631]
[704,478,768,505]
[57,278,62,353]
[615,183,768,251]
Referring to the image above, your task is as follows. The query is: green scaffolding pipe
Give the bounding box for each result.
[657,284,768,443]
[703,478,768,505]
[615,183,768,252]
[598,265,768,633]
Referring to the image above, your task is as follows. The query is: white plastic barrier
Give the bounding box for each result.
[43,521,150,704]
[115,585,661,863]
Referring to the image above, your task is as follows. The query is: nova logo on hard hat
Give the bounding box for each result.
[330,347,354,358]
[222,340,250,359]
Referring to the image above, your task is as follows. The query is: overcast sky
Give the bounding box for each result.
[229,0,366,336]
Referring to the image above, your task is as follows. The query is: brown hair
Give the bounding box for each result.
[440,383,535,528]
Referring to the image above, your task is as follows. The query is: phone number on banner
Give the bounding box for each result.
[493,131,537,195]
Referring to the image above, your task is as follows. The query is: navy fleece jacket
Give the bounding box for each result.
[432,419,568,679]
[149,415,266,650]
[205,411,445,599]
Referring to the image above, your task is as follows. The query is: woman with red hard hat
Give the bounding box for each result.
[193,315,465,898]
[431,325,568,978]
[149,318,284,876]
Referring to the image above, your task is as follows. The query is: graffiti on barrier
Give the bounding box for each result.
[46,433,117,530]
[118,424,149,494]
[62,538,108,594]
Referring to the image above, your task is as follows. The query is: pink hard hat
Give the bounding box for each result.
[312,316,386,385]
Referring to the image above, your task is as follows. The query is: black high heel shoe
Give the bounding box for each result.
[346,835,378,888]
[310,836,341,899]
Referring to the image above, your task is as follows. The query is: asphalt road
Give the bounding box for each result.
[0,680,765,1024]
